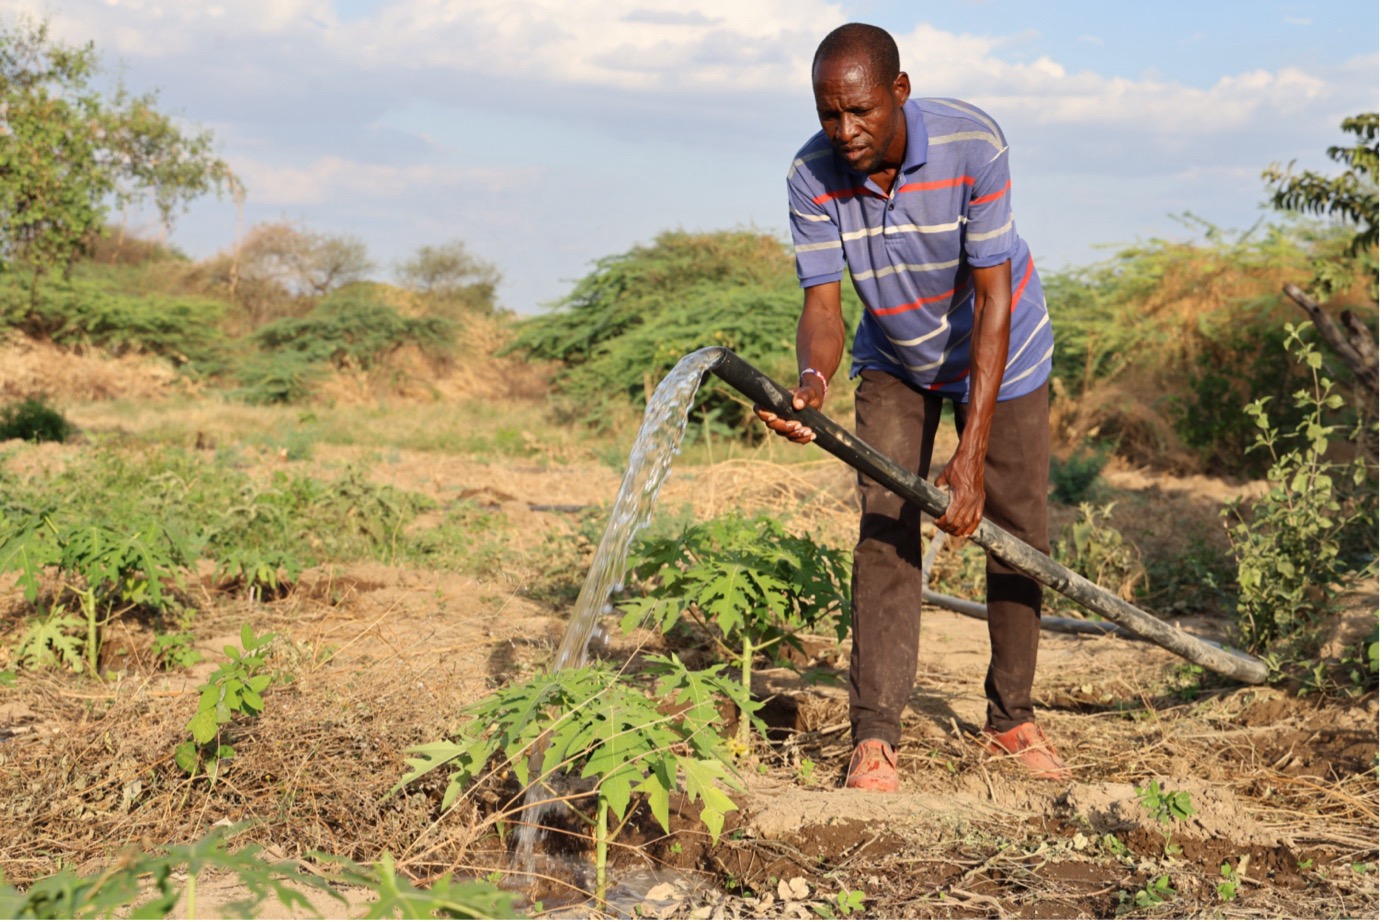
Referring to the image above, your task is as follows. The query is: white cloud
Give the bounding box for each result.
[234,154,538,206]
[1283,16,1312,27]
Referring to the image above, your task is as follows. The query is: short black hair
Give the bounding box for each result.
[812,23,900,88]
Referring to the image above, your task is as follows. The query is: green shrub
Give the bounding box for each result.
[508,230,863,435]
[1178,320,1320,475]
[1049,442,1108,505]
[1225,324,1375,652]
[0,398,72,443]
[234,351,326,405]
[253,287,454,371]
[0,271,227,371]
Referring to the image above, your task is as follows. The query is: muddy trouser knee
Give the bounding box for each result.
[955,382,1051,733]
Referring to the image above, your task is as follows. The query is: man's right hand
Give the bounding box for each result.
[754,378,825,444]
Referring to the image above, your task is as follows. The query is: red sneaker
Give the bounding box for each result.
[982,722,1071,780]
[845,739,899,792]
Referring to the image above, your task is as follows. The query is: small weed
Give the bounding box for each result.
[1217,859,1243,901]
[151,627,203,671]
[797,756,818,787]
[1117,874,1176,915]
[1136,779,1195,856]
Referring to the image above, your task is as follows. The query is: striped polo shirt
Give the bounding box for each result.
[787,97,1052,402]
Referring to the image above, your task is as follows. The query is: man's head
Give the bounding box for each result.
[811,24,910,175]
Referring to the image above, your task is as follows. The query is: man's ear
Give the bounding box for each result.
[893,71,911,106]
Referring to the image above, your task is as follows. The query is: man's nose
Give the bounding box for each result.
[836,114,860,144]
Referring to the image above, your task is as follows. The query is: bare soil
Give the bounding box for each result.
[0,377,1378,920]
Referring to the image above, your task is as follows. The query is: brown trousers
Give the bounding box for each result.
[849,370,1051,746]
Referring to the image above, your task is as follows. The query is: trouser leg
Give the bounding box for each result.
[954,382,1052,732]
[849,370,942,748]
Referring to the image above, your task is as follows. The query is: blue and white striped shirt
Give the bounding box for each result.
[787,97,1052,402]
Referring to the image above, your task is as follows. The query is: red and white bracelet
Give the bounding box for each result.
[798,367,829,395]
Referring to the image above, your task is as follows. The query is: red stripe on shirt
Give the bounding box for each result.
[870,288,957,317]
[811,185,876,205]
[925,257,1033,390]
[971,180,1012,207]
[1010,255,1033,313]
[896,176,974,194]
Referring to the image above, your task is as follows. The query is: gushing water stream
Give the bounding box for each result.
[513,347,724,865]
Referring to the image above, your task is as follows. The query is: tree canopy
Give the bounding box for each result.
[0,18,240,302]
[1264,112,1378,299]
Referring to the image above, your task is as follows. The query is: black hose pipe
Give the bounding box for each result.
[706,348,1268,684]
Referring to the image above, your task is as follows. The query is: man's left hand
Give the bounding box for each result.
[935,451,986,537]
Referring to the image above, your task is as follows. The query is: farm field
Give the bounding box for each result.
[0,341,1377,920]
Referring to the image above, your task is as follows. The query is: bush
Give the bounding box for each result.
[1049,442,1108,505]
[0,270,227,371]
[0,398,71,443]
[508,229,863,434]
[253,287,454,369]
[1044,222,1375,474]
[1224,325,1375,653]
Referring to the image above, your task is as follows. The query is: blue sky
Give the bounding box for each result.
[9,0,1379,314]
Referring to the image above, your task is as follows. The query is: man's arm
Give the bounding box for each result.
[756,281,845,443]
[935,261,1012,536]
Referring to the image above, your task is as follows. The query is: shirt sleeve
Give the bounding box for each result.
[962,128,1019,269]
[786,156,845,289]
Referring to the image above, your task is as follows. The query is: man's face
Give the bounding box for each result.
[812,57,909,175]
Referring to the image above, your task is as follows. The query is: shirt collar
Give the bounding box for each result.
[901,99,928,174]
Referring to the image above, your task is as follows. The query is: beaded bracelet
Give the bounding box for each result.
[798,367,829,395]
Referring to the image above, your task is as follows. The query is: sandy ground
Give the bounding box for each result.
[0,356,1378,918]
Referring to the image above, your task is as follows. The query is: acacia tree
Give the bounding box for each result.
[395,240,501,318]
[0,18,240,312]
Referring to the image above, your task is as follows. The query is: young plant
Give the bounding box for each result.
[398,655,754,906]
[13,607,85,672]
[1224,324,1373,652]
[1217,860,1243,901]
[214,546,303,600]
[1135,779,1195,856]
[1116,874,1176,915]
[0,511,193,673]
[1053,502,1147,606]
[151,624,203,671]
[175,624,278,780]
[619,514,850,743]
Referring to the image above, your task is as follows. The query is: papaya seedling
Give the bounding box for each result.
[619,514,850,743]
[398,654,755,906]
[0,511,192,674]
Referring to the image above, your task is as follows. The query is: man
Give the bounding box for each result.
[757,23,1068,791]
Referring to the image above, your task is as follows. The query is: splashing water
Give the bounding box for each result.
[548,347,724,673]
[513,347,724,864]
